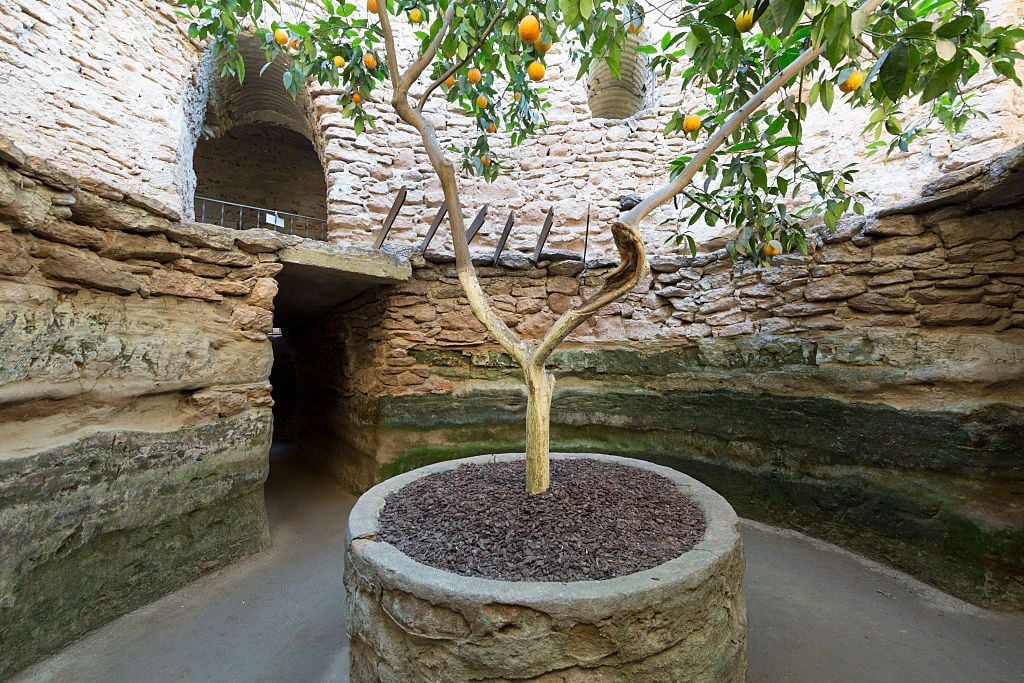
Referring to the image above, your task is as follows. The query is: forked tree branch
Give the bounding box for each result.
[621,0,885,228]
[374,0,885,482]
[530,222,648,367]
[416,0,509,111]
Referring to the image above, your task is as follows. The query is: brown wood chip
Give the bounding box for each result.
[377,459,706,582]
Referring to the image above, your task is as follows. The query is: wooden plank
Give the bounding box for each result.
[492,210,516,266]
[419,204,448,252]
[582,202,591,266]
[532,207,555,264]
[466,204,488,244]
[373,186,407,249]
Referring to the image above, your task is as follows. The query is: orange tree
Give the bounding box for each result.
[179,0,1022,493]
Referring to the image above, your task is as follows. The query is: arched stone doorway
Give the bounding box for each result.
[192,36,328,239]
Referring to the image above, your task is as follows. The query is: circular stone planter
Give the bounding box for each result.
[344,453,747,682]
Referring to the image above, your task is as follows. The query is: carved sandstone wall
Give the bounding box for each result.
[291,146,1024,609]
[0,139,292,677]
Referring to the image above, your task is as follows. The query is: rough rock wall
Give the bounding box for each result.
[0,0,204,213]
[295,147,1024,609]
[0,140,289,677]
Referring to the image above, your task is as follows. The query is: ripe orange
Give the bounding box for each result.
[288,38,300,50]
[534,36,552,52]
[444,75,456,88]
[518,15,541,43]
[363,53,377,69]
[839,69,865,93]
[409,7,423,23]
[486,123,497,133]
[352,92,362,104]
[367,0,378,12]
[274,28,289,45]
[735,9,755,32]
[467,67,482,84]
[527,60,545,82]
[763,243,780,256]
[476,94,488,108]
[333,55,345,68]
[481,155,491,166]
[682,114,701,133]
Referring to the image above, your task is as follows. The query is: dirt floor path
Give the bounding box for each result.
[14,445,1024,682]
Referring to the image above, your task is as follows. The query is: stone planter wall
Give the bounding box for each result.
[345,453,746,682]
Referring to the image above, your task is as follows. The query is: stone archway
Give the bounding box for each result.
[190,35,328,238]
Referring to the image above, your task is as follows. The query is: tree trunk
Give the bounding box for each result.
[524,364,554,494]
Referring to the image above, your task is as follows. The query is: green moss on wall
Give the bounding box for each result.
[371,388,1024,611]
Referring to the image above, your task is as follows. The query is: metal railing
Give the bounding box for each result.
[194,196,328,241]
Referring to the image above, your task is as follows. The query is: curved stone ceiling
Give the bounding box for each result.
[212,36,312,139]
[587,33,651,120]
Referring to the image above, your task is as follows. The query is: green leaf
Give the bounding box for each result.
[559,0,579,25]
[936,16,972,38]
[769,0,804,38]
[879,41,909,101]
[850,9,866,37]
[727,141,760,152]
[580,0,593,20]
[903,21,935,38]
[992,59,1021,85]
[765,116,786,136]
[896,6,917,22]
[820,79,834,111]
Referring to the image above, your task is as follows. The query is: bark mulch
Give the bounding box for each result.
[376,458,705,582]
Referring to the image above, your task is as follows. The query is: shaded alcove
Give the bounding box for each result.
[193,124,328,228]
[190,35,339,509]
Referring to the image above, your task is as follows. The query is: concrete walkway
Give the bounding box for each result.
[14,446,1024,682]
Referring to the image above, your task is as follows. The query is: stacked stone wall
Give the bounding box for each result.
[0,139,292,677]
[313,0,1024,256]
[2,0,1021,253]
[0,0,204,212]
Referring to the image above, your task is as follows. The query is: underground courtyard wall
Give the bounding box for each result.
[291,147,1024,612]
[0,142,295,677]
